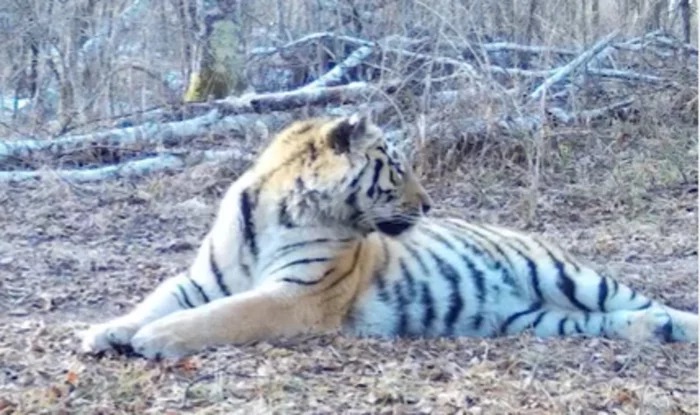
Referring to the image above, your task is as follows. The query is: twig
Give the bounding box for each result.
[547,98,635,125]
[479,42,576,56]
[529,30,620,102]
[381,47,480,78]
[249,32,373,58]
[584,69,667,84]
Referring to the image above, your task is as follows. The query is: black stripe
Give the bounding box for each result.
[171,293,187,309]
[421,227,456,249]
[366,159,383,198]
[278,199,295,228]
[349,157,370,188]
[523,238,590,310]
[473,235,543,301]
[373,272,391,303]
[420,282,436,332]
[398,259,417,300]
[548,248,591,311]
[187,275,210,303]
[458,224,532,297]
[345,191,358,209]
[445,226,517,289]
[526,235,583,274]
[324,243,363,292]
[422,228,488,328]
[427,250,463,335]
[611,279,619,296]
[294,244,363,290]
[441,221,500,266]
[277,238,334,252]
[597,277,608,312]
[307,142,318,161]
[500,302,543,334]
[388,169,398,186]
[240,263,251,280]
[574,321,584,334]
[261,238,353,275]
[240,190,258,258]
[472,315,484,330]
[177,284,195,308]
[558,318,568,336]
[531,311,547,329]
[394,282,409,336]
[281,269,335,286]
[373,239,391,303]
[210,241,231,296]
[635,299,653,310]
[401,241,430,274]
[629,290,637,301]
[509,237,533,253]
[269,257,332,275]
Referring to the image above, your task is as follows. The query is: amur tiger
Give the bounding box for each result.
[80,114,698,360]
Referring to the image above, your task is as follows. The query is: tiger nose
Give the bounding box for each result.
[422,203,431,214]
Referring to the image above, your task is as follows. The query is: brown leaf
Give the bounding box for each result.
[65,370,79,386]
[175,357,198,372]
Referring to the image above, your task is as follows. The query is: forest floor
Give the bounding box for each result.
[0,112,698,414]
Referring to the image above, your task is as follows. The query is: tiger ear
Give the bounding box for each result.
[327,113,370,154]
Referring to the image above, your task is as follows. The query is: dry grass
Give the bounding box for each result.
[0,93,698,414]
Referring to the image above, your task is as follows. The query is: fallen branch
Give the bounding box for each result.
[479,42,576,56]
[529,30,620,102]
[211,80,400,114]
[546,98,635,125]
[250,32,373,58]
[652,34,699,55]
[301,45,375,89]
[0,149,253,183]
[382,48,480,78]
[584,68,667,83]
[0,110,223,164]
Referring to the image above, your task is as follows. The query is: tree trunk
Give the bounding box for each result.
[183,0,247,103]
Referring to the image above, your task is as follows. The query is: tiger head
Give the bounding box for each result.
[251,114,432,236]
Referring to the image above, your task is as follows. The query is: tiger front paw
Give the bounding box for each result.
[80,317,141,355]
[130,317,198,360]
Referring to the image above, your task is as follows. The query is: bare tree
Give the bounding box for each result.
[182,0,248,102]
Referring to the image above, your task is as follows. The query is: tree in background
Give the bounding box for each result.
[183,0,248,102]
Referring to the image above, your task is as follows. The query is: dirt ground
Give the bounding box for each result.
[0,117,698,414]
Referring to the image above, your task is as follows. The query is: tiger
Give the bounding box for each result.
[80,113,698,360]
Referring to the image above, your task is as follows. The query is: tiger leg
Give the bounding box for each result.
[80,271,214,354]
[525,256,698,342]
[501,304,698,342]
[129,283,333,359]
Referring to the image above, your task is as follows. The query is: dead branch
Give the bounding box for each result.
[0,110,223,164]
[529,30,620,102]
[301,45,375,89]
[546,98,636,125]
[584,68,667,84]
[479,42,576,56]
[0,149,253,184]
